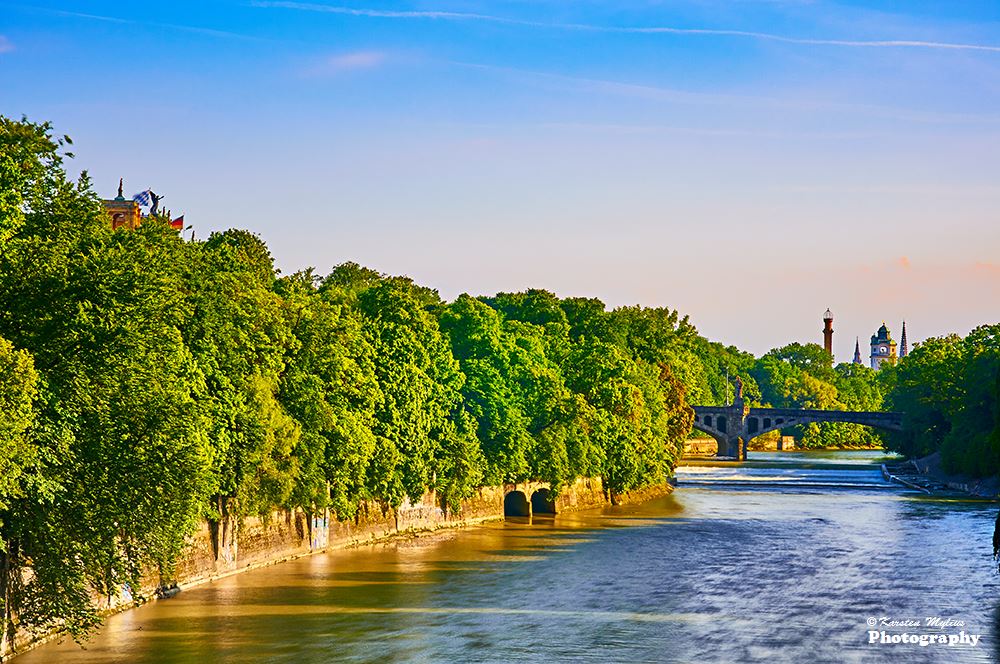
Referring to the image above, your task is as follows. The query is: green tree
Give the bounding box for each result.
[0,338,37,514]
[0,117,76,252]
[884,335,964,459]
[439,295,528,485]
[818,362,887,448]
[356,278,465,506]
[882,327,999,475]
[0,119,214,647]
[183,230,299,518]
[751,343,871,448]
[563,340,689,494]
[939,325,1000,475]
[0,337,38,652]
[275,270,383,518]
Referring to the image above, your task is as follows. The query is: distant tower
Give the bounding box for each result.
[870,322,898,370]
[101,178,141,230]
[853,337,863,365]
[900,321,908,359]
[822,309,834,362]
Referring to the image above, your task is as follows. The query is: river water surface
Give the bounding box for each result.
[19,451,1000,663]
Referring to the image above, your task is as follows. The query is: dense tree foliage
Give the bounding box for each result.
[747,331,1000,465]
[0,118,212,650]
[0,118,704,649]
[885,327,1000,476]
[746,343,889,448]
[3,115,996,651]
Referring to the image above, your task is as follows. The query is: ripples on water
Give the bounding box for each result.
[18,451,1000,663]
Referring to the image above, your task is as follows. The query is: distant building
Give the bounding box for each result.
[102,178,141,230]
[900,321,908,359]
[822,309,834,362]
[101,179,184,231]
[870,323,898,370]
[853,337,863,365]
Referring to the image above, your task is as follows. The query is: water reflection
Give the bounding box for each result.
[17,451,999,663]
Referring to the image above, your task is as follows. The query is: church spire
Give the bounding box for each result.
[900,321,908,358]
[853,337,863,365]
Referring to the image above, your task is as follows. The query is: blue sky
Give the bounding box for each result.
[2,0,999,359]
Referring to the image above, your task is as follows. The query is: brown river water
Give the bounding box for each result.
[17,451,1000,663]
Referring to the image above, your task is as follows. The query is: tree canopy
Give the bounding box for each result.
[2,114,997,652]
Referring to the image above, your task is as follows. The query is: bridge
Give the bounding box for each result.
[691,383,903,460]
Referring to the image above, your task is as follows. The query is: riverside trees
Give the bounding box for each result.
[0,118,212,650]
[11,114,997,649]
[884,326,1000,476]
[746,332,1000,470]
[0,117,705,649]
[748,343,889,448]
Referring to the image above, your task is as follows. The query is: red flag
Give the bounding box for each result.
[170,215,184,230]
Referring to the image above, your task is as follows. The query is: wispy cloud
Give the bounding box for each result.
[306,50,388,75]
[428,118,878,142]
[253,2,1000,54]
[18,6,271,42]
[252,2,541,26]
[973,261,1000,276]
[779,183,1000,195]
[447,60,1000,126]
[0,35,13,53]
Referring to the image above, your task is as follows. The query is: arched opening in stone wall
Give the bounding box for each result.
[504,490,530,517]
[717,416,728,434]
[530,489,556,515]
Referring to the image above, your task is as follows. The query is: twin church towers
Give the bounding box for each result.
[822,309,908,370]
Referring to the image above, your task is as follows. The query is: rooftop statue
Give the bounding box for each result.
[149,191,163,216]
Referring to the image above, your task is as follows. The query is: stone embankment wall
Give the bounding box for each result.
[752,435,795,451]
[176,476,661,587]
[174,485,510,586]
[684,437,718,455]
[176,477,624,584]
[5,477,672,660]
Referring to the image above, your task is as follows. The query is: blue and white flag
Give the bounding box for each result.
[132,190,152,206]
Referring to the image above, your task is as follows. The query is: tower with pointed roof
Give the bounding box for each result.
[853,337,863,365]
[900,321,908,359]
[869,323,898,370]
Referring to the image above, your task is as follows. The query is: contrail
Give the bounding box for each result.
[253,1,1000,54]
[251,1,548,26]
[10,5,271,42]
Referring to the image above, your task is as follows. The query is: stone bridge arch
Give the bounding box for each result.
[692,406,904,460]
[502,481,567,518]
[530,488,555,515]
[503,490,530,517]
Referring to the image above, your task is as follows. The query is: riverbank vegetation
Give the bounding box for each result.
[882,327,1000,477]
[1,117,703,649]
[2,116,997,649]
[747,343,890,449]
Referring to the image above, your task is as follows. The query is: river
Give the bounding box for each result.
[17,451,1000,663]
